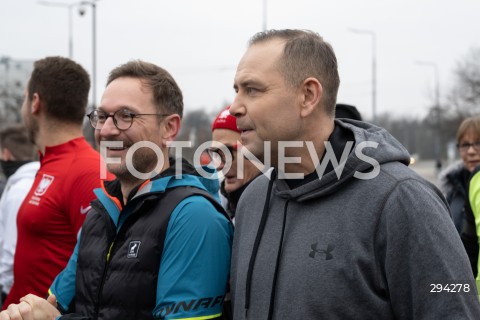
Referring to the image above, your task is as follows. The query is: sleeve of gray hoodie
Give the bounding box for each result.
[377,178,480,319]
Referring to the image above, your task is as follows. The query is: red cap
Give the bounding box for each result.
[211,106,240,133]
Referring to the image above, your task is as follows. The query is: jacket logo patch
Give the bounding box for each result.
[157,296,224,318]
[34,174,55,196]
[29,174,55,206]
[309,242,335,260]
[127,241,141,258]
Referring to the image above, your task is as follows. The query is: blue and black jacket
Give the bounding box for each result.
[49,159,233,320]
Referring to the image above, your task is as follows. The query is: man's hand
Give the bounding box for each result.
[0,294,61,320]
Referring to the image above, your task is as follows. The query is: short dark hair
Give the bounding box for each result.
[0,124,36,160]
[107,60,184,118]
[249,29,340,116]
[28,56,90,125]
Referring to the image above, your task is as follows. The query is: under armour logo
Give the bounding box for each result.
[127,241,141,258]
[309,242,334,260]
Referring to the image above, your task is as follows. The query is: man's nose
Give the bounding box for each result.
[99,116,120,136]
[230,96,245,118]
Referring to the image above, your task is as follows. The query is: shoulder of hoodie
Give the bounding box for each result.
[334,120,442,197]
[239,159,441,208]
[375,160,442,194]
[6,161,39,184]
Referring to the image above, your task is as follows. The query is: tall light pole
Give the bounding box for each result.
[38,0,98,108]
[38,0,76,58]
[262,0,267,31]
[349,28,377,123]
[79,1,97,108]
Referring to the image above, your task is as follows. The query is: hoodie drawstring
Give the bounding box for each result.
[245,170,291,319]
[245,170,276,318]
[267,199,290,320]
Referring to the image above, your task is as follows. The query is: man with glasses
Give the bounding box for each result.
[209,106,262,220]
[2,57,108,309]
[0,60,233,320]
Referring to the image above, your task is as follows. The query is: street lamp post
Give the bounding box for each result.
[79,1,97,109]
[349,28,377,123]
[38,0,98,108]
[262,0,267,31]
[38,0,76,58]
[77,1,98,148]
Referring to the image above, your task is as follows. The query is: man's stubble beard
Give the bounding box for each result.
[108,147,162,182]
[25,115,39,146]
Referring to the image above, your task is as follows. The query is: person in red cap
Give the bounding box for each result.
[209,106,262,220]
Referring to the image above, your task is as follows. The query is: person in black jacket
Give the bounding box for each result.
[439,116,480,234]
[0,60,233,320]
[450,115,480,277]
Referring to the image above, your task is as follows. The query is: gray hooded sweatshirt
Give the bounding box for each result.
[231,119,480,319]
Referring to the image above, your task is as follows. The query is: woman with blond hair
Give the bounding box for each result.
[440,116,480,234]
[441,115,480,276]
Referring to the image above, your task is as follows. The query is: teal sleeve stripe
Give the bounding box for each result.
[153,196,233,320]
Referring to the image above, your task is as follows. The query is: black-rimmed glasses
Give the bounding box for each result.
[87,109,170,130]
[457,141,480,153]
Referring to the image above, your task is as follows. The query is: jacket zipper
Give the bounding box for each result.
[92,200,118,320]
[92,197,150,319]
[93,238,116,320]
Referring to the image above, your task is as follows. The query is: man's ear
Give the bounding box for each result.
[1,148,15,161]
[300,77,322,118]
[31,92,41,115]
[161,114,181,145]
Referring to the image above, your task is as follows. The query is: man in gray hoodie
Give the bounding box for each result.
[229,29,480,319]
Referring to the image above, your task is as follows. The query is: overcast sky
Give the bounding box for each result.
[1,0,479,120]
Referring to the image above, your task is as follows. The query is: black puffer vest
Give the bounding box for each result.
[74,185,227,320]
[75,193,162,320]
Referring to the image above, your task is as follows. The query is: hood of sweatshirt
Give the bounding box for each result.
[273,119,411,201]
